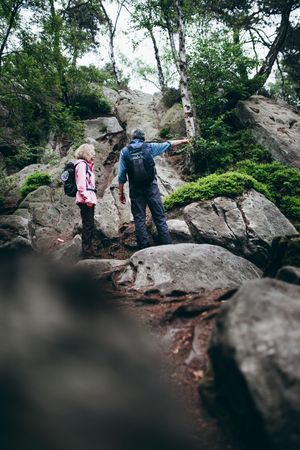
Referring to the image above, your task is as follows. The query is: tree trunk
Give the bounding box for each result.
[248,2,293,96]
[175,0,196,138]
[148,27,166,92]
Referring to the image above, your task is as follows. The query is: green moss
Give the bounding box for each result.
[20,172,51,198]
[164,171,272,211]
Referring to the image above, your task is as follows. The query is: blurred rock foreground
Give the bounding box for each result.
[1,89,300,450]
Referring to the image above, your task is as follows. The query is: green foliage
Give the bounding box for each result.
[159,127,172,139]
[189,30,258,118]
[235,160,300,223]
[20,172,51,198]
[162,87,181,108]
[164,171,272,211]
[189,115,271,176]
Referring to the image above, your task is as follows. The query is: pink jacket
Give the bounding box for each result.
[75,159,97,205]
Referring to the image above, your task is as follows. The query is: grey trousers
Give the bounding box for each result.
[130,181,172,249]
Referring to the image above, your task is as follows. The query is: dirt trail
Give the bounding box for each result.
[114,290,247,450]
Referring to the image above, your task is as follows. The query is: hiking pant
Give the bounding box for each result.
[130,181,172,249]
[78,203,95,255]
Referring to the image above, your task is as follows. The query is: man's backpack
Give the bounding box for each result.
[61,161,89,197]
[123,143,156,186]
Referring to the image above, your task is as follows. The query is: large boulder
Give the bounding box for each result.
[184,190,296,267]
[115,243,261,296]
[237,95,300,168]
[103,88,160,140]
[206,278,300,450]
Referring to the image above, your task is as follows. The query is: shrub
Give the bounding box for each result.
[189,117,271,176]
[280,196,300,222]
[71,86,112,119]
[20,172,51,198]
[159,127,172,139]
[164,171,272,211]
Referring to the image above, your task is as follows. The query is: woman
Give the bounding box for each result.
[74,143,97,258]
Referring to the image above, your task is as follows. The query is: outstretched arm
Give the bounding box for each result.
[170,138,189,148]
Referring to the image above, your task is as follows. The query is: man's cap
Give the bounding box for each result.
[131,128,145,140]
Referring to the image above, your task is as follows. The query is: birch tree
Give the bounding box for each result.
[174,0,195,138]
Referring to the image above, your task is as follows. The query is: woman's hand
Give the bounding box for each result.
[86,202,94,207]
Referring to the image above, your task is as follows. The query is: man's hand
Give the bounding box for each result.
[119,192,126,204]
[170,138,190,148]
[118,182,126,204]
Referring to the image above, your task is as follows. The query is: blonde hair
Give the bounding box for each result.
[74,143,95,161]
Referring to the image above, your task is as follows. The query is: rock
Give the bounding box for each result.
[237,95,300,168]
[264,235,300,277]
[206,278,300,450]
[155,156,185,196]
[276,266,300,286]
[77,258,128,278]
[84,117,124,141]
[17,186,81,252]
[53,234,82,263]
[160,103,186,138]
[184,190,296,267]
[166,219,193,242]
[94,171,132,239]
[115,243,261,296]
[0,215,32,250]
[103,88,160,140]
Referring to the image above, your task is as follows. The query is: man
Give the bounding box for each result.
[118,128,189,249]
